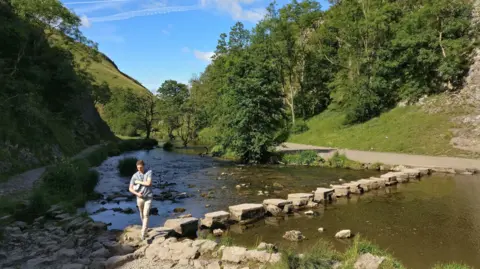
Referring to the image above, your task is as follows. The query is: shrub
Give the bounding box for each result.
[163,141,174,151]
[281,150,319,165]
[118,157,138,177]
[291,120,309,134]
[84,147,109,167]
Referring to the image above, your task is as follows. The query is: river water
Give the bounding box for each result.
[86,148,480,269]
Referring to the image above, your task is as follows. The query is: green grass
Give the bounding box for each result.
[289,106,473,158]
[118,157,138,177]
[432,264,473,269]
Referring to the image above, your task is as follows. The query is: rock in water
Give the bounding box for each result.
[283,204,294,214]
[283,230,305,241]
[335,229,352,239]
[304,210,314,215]
[318,227,324,232]
[213,229,224,236]
[266,205,282,216]
[354,253,385,269]
[173,207,186,213]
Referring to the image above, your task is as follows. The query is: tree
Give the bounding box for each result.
[216,43,286,163]
[135,94,159,139]
[157,80,189,140]
[91,82,112,106]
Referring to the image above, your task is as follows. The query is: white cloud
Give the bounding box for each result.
[200,0,265,22]
[181,47,191,53]
[80,15,92,28]
[89,5,199,22]
[194,50,214,63]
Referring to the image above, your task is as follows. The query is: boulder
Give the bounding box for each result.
[283,230,305,241]
[287,193,314,207]
[354,253,385,269]
[228,204,265,223]
[265,205,282,216]
[335,229,352,239]
[213,229,224,236]
[164,217,199,237]
[192,239,218,254]
[201,211,230,228]
[257,242,277,252]
[313,188,334,203]
[90,247,111,259]
[55,248,77,259]
[105,254,135,269]
[207,261,222,269]
[262,199,292,208]
[245,249,271,263]
[270,253,282,263]
[222,246,247,263]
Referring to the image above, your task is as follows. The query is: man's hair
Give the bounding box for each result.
[136,160,145,166]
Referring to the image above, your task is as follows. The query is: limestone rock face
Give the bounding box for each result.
[335,230,352,239]
[354,253,385,269]
[283,230,305,241]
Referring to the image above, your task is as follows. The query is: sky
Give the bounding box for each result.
[62,0,331,91]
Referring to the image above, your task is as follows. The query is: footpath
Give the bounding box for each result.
[0,144,105,198]
[277,142,480,171]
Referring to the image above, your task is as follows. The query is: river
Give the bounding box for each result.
[85,147,480,269]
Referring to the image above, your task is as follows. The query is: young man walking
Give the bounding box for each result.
[129,160,153,240]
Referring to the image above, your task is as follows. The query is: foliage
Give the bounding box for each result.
[162,141,174,151]
[118,157,138,177]
[281,150,318,165]
[187,0,475,150]
[432,264,473,269]
[289,106,474,157]
[0,0,116,177]
[291,120,309,134]
[156,80,189,140]
[323,152,363,170]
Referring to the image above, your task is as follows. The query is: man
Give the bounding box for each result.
[129,160,153,240]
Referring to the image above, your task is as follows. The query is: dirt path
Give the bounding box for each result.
[277,142,480,170]
[0,144,105,198]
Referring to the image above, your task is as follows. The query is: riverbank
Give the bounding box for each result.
[277,142,480,172]
[0,138,158,223]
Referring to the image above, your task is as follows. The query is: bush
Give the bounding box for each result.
[84,147,109,167]
[163,141,174,151]
[282,150,319,165]
[291,120,309,134]
[118,157,138,177]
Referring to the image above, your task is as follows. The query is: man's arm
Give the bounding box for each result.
[129,183,142,197]
[134,171,152,187]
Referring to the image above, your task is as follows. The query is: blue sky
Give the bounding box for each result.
[62,0,330,91]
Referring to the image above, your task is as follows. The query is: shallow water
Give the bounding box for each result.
[86,148,480,269]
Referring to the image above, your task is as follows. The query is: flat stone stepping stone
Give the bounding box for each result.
[262,199,292,208]
[330,185,350,197]
[201,211,230,227]
[164,217,199,237]
[228,203,264,223]
[313,188,334,202]
[287,193,313,206]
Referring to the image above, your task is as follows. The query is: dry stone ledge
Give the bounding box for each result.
[313,188,334,203]
[164,217,199,237]
[354,253,386,269]
[201,211,230,228]
[222,246,247,263]
[331,185,350,197]
[263,199,292,208]
[228,203,265,223]
[287,193,314,206]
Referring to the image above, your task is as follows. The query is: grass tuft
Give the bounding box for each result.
[118,157,138,177]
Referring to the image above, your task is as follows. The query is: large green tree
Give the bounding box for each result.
[156,80,189,140]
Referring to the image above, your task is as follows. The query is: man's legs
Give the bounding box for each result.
[136,197,145,225]
[141,198,152,239]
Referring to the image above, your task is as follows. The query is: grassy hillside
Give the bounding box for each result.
[288,105,477,158]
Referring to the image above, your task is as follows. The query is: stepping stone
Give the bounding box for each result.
[401,168,421,178]
[262,199,292,208]
[313,188,334,202]
[201,211,230,228]
[164,217,199,237]
[330,185,350,197]
[228,204,264,223]
[287,193,314,206]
